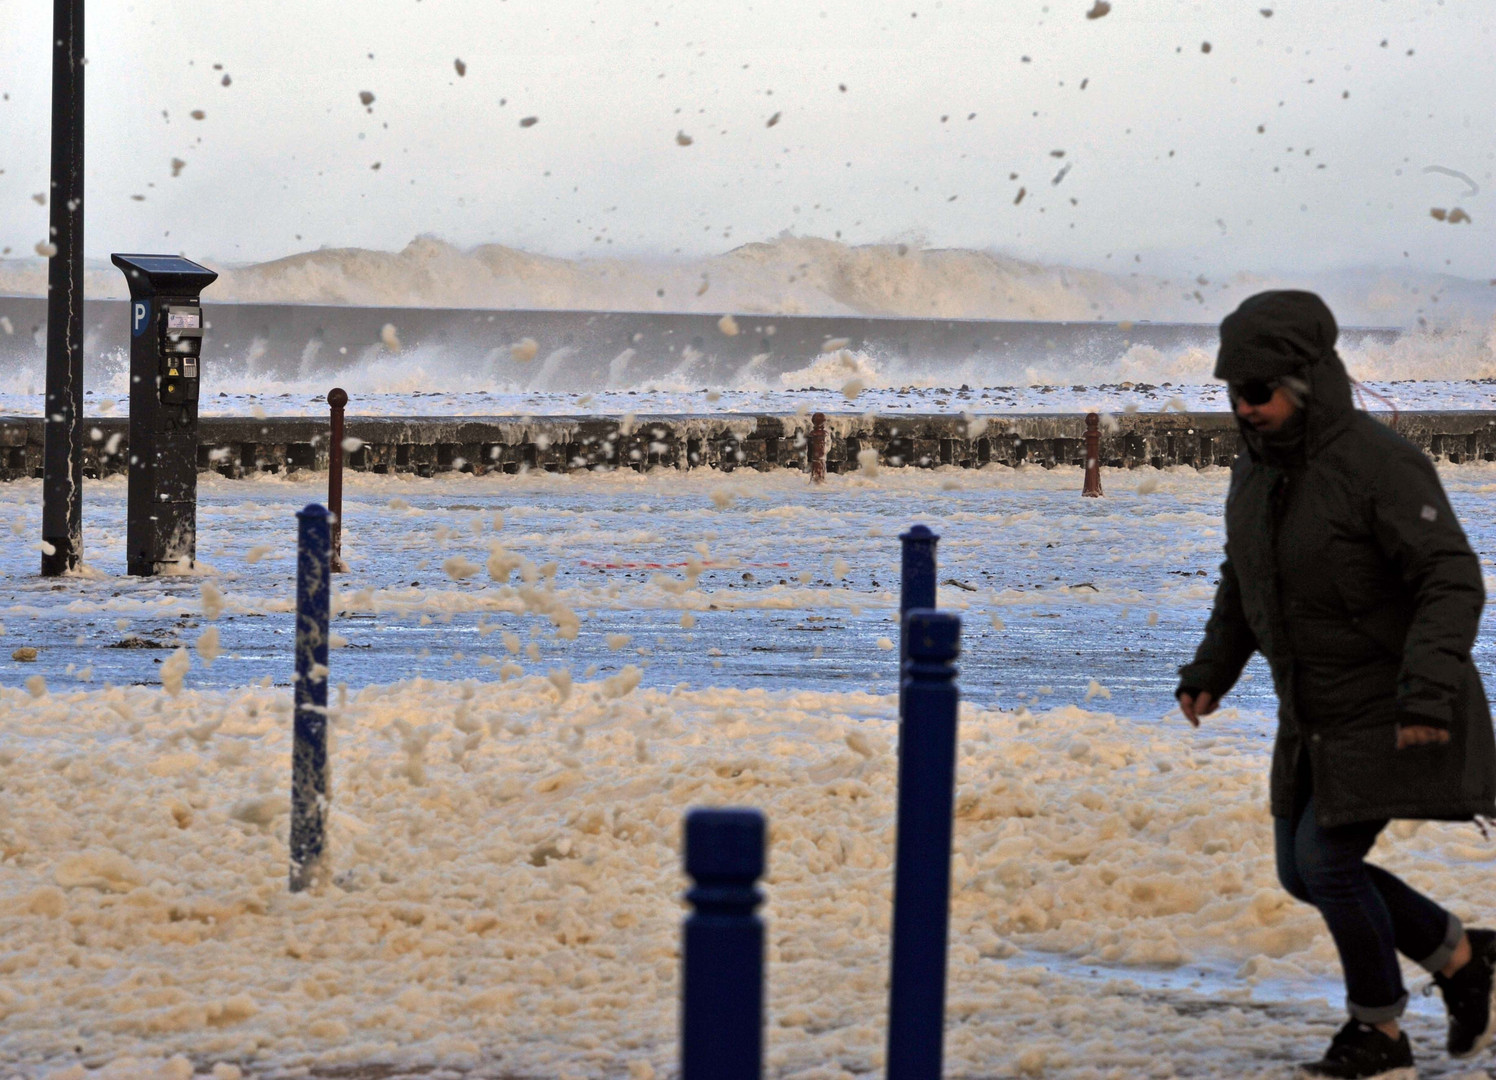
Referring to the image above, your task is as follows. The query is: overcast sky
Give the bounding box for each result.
[0,0,1492,278]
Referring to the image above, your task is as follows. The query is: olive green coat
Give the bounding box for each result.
[1180,351,1496,828]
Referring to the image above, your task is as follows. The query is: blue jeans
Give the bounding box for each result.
[1275,763,1464,1023]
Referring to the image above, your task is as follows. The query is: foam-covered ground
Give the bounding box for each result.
[0,460,1311,708]
[5,676,1496,1080]
[5,460,1496,708]
[4,677,1496,1080]
[4,462,1496,1078]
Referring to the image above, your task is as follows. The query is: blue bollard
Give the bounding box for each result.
[899,525,939,717]
[290,503,332,892]
[682,808,766,1080]
[886,610,961,1080]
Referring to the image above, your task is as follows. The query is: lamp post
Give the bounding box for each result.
[41,0,86,575]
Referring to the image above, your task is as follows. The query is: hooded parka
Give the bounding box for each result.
[1179,290,1496,828]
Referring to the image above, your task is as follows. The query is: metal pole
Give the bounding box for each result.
[1083,412,1103,497]
[899,525,938,717]
[682,807,766,1080]
[290,503,331,892]
[41,0,85,576]
[886,610,961,1080]
[327,388,348,572]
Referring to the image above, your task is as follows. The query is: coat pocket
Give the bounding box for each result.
[1319,717,1465,823]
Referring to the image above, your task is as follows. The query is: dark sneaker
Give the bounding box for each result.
[1433,927,1496,1058]
[1297,1020,1416,1079]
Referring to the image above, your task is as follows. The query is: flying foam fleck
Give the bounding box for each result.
[443,555,482,581]
[201,582,226,620]
[196,626,221,666]
[160,647,190,696]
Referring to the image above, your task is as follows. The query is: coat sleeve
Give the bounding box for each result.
[1369,447,1485,729]
[1178,554,1258,699]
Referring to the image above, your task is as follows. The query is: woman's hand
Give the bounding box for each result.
[1178,690,1216,728]
[1396,724,1451,749]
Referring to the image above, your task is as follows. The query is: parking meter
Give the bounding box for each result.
[111,254,218,576]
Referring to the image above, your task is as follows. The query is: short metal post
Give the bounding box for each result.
[327,388,348,572]
[682,807,766,1080]
[290,503,331,892]
[899,525,938,717]
[886,610,962,1080]
[810,411,827,483]
[1083,412,1103,497]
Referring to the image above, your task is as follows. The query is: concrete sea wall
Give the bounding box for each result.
[3,411,1494,481]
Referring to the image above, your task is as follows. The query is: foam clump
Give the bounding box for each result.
[52,849,143,892]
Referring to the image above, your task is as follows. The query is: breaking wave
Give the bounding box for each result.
[3,234,1494,326]
[1,236,1494,398]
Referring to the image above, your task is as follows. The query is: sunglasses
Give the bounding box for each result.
[1231,379,1281,406]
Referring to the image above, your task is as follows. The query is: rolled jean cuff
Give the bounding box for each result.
[1417,912,1466,974]
[1348,992,1408,1024]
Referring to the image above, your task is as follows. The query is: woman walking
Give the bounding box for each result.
[1177,290,1496,1079]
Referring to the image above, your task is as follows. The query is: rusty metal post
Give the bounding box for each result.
[810,412,827,483]
[1082,412,1103,498]
[327,388,348,571]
